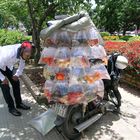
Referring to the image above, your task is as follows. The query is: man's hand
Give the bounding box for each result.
[2,78,9,85]
[12,75,19,81]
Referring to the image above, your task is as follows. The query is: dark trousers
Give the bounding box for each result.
[0,67,22,109]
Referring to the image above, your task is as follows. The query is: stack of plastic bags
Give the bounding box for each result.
[39,11,110,105]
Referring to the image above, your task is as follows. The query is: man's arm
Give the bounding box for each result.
[0,71,9,84]
[14,59,25,77]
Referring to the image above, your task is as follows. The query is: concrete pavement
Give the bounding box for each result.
[0,82,64,140]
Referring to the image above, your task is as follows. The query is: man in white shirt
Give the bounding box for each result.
[0,41,33,116]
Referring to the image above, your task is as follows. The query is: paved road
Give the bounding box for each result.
[81,85,140,140]
[0,82,64,140]
[0,82,140,140]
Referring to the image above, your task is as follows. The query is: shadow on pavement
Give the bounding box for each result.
[0,84,64,140]
[80,112,123,140]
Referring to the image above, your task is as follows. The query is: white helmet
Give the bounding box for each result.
[115,55,128,69]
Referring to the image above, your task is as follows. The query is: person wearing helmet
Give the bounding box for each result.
[0,41,33,116]
[104,53,128,109]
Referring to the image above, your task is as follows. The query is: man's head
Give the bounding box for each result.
[20,41,33,60]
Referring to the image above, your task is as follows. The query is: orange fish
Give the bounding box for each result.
[56,73,65,80]
[85,72,101,84]
[42,57,54,65]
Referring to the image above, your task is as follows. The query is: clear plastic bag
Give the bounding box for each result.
[84,27,99,46]
[70,56,90,68]
[70,67,84,77]
[86,27,99,39]
[72,27,101,46]
[59,84,85,105]
[58,93,85,105]
[84,80,104,102]
[44,80,54,101]
[54,59,70,68]
[55,47,70,58]
[55,68,69,81]
[85,25,104,46]
[39,47,56,65]
[84,82,98,102]
[43,66,70,81]
[91,64,110,80]
[87,39,99,46]
[69,67,84,84]
[72,29,87,44]
[43,66,58,80]
[44,30,71,47]
[53,82,69,97]
[71,47,87,57]
[84,64,110,84]
[96,80,104,91]
[57,30,71,46]
[44,31,59,46]
[88,45,107,59]
[54,47,70,68]
[96,80,104,99]
[68,84,83,93]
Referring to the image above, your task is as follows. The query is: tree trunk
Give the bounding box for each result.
[27,0,41,65]
[32,29,41,65]
[123,28,126,36]
[27,0,57,65]
[123,23,129,36]
[136,24,139,36]
[34,40,41,65]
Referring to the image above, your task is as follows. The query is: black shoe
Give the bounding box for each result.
[16,103,31,110]
[9,108,22,116]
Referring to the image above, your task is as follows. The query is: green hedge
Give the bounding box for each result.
[128,36,140,41]
[119,36,132,41]
[0,29,32,46]
[100,32,110,37]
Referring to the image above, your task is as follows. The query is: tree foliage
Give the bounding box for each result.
[0,0,18,28]
[94,0,140,34]
[0,0,92,64]
[26,0,93,64]
[1,0,139,63]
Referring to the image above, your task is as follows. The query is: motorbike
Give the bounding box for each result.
[28,11,129,139]
[37,53,128,140]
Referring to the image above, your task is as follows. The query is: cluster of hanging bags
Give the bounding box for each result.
[39,12,110,105]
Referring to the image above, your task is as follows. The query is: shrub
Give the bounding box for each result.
[128,36,140,41]
[103,35,119,41]
[104,41,127,54]
[100,32,110,37]
[119,36,132,41]
[0,29,32,46]
[104,41,140,76]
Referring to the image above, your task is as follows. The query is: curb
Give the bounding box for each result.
[24,65,43,72]
[21,73,41,101]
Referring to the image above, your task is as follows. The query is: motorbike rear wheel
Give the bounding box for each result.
[62,105,83,140]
